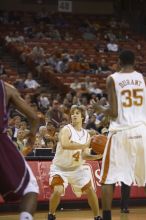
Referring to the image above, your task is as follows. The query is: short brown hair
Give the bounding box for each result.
[70,105,86,122]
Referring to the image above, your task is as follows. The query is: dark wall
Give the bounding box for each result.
[0,0,114,14]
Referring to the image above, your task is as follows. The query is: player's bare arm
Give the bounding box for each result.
[143,76,146,85]
[82,150,103,160]
[81,133,102,160]
[60,127,89,150]
[5,82,39,148]
[93,76,118,118]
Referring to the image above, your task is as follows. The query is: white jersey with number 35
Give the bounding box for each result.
[109,71,146,131]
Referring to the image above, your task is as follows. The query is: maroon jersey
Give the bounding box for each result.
[0,80,30,201]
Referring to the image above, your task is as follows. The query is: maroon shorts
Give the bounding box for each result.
[0,134,30,201]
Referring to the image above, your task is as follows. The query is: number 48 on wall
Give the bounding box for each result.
[58,0,72,12]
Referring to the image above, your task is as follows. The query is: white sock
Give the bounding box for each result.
[19,212,33,220]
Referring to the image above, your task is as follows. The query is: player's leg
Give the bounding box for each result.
[101,184,114,220]
[72,166,102,220]
[49,185,64,214]
[19,164,39,220]
[83,183,102,220]
[48,174,66,220]
[19,192,38,220]
[121,182,130,213]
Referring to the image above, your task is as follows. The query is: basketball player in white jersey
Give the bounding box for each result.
[93,50,146,220]
[48,105,102,220]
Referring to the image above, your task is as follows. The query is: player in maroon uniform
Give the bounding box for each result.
[0,80,39,220]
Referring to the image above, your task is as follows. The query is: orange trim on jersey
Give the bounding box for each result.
[85,132,89,143]
[81,180,91,192]
[50,175,64,189]
[67,125,72,139]
[101,135,113,184]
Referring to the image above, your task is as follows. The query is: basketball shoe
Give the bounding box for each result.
[94,216,103,220]
[48,213,56,220]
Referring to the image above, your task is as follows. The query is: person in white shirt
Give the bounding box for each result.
[107,40,119,52]
[24,72,40,89]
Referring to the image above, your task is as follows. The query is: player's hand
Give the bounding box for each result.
[22,133,36,156]
[92,100,100,111]
[26,135,36,147]
[95,154,103,160]
[84,138,91,149]
[22,146,32,156]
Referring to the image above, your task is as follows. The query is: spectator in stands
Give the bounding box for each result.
[109,18,118,29]
[15,129,27,153]
[104,30,116,42]
[86,113,99,132]
[82,30,96,40]
[24,72,40,89]
[45,121,56,139]
[20,44,31,63]
[85,104,95,124]
[136,43,142,51]
[81,96,88,107]
[89,93,99,105]
[49,28,61,40]
[10,115,22,141]
[106,39,119,52]
[37,93,50,111]
[97,58,111,74]
[13,31,25,44]
[33,137,42,149]
[64,32,73,41]
[45,54,58,69]
[70,79,81,91]
[56,57,69,73]
[59,102,70,119]
[77,82,90,99]
[84,76,93,90]
[89,82,103,98]
[37,126,47,148]
[64,92,73,107]
[74,49,84,62]
[4,31,14,45]
[80,59,90,74]
[99,97,108,106]
[116,31,128,41]
[89,58,98,74]
[45,138,56,153]
[54,93,62,104]
[46,100,63,128]
[14,74,27,90]
[72,94,81,105]
[29,45,46,75]
[30,45,45,62]
[19,120,30,134]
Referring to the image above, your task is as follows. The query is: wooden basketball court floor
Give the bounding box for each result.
[0,208,146,220]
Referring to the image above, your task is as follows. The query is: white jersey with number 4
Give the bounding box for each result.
[109,71,146,131]
[53,124,89,169]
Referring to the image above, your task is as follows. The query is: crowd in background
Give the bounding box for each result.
[0,10,145,158]
[7,80,109,157]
